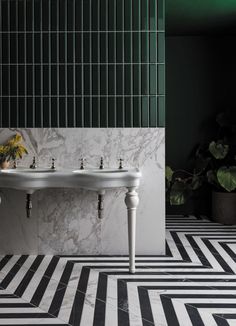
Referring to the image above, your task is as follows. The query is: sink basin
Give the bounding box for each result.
[73,169,128,174]
[0,168,56,173]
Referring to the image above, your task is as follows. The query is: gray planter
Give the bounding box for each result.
[212,191,236,225]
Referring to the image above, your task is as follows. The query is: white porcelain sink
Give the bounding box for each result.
[0,166,141,274]
[0,168,56,173]
[73,169,129,173]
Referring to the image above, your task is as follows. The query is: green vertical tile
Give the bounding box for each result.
[35,97,42,127]
[83,33,90,63]
[92,65,99,95]
[2,98,9,127]
[83,0,90,30]
[43,98,50,127]
[10,98,17,126]
[59,0,65,30]
[157,32,165,62]
[116,0,123,30]
[116,32,123,63]
[75,66,82,94]
[133,32,139,63]
[59,97,66,127]
[141,0,148,30]
[149,0,156,30]
[158,64,165,94]
[92,97,99,127]
[67,65,74,95]
[133,65,140,95]
[141,32,148,62]
[27,97,34,127]
[100,65,106,95]
[51,0,57,30]
[149,32,156,62]
[92,33,99,62]
[75,0,82,31]
[158,0,164,30]
[125,0,131,30]
[116,97,123,127]
[125,97,132,127]
[19,98,26,127]
[124,65,131,95]
[100,0,107,30]
[108,97,116,127]
[124,32,131,63]
[132,0,140,30]
[116,65,123,95]
[149,64,156,95]
[100,97,107,127]
[108,33,115,63]
[84,97,91,127]
[76,97,83,126]
[141,64,148,95]
[149,96,157,127]
[92,0,98,30]
[84,65,90,95]
[100,33,106,62]
[141,96,148,127]
[108,65,115,95]
[133,97,141,127]
[158,96,165,127]
[67,0,74,31]
[108,0,115,30]
[67,98,74,127]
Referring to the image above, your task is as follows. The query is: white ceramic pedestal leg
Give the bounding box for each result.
[125,187,139,274]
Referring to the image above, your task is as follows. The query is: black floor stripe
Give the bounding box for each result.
[30,256,60,306]
[14,255,45,297]
[213,315,230,326]
[0,255,13,271]
[185,304,205,326]
[220,242,236,261]
[0,255,28,289]
[48,262,74,316]
[117,279,129,326]
[169,232,191,261]
[69,267,90,325]
[138,287,154,325]
[93,272,107,326]
[160,295,180,326]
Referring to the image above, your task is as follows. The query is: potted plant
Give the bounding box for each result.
[166,112,236,224]
[0,134,28,169]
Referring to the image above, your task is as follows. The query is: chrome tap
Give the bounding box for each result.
[118,158,124,169]
[29,156,37,169]
[51,158,56,170]
[99,157,104,169]
[80,158,86,170]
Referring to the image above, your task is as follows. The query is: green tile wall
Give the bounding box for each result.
[0,0,165,128]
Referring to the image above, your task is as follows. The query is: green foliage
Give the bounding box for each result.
[217,166,236,192]
[166,112,236,205]
[209,141,229,159]
[0,134,28,163]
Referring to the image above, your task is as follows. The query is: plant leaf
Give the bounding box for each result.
[170,181,188,205]
[217,166,236,192]
[209,141,229,160]
[190,175,202,190]
[165,166,174,182]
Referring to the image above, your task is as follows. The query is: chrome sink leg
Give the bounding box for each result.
[26,193,32,218]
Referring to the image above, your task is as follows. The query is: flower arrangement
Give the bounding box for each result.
[0,134,28,168]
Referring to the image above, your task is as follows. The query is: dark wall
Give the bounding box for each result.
[166,35,236,214]
[166,35,236,170]
[0,0,165,128]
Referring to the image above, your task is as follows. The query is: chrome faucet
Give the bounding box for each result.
[51,158,56,170]
[118,158,124,169]
[80,158,86,170]
[99,157,104,169]
[29,156,37,169]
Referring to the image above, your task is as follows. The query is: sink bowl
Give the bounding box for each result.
[73,169,128,173]
[0,168,56,173]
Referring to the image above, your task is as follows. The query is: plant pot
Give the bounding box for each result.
[212,191,236,225]
[0,161,10,169]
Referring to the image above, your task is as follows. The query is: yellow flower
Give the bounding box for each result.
[7,133,22,146]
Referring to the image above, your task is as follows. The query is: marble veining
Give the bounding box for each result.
[0,128,165,255]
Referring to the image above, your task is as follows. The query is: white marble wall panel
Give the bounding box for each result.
[0,128,165,255]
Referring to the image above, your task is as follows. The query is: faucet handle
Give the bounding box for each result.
[29,156,37,169]
[80,158,86,170]
[99,157,104,170]
[51,158,56,170]
[118,158,124,169]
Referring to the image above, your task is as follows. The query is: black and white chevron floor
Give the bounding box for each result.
[1,215,236,325]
